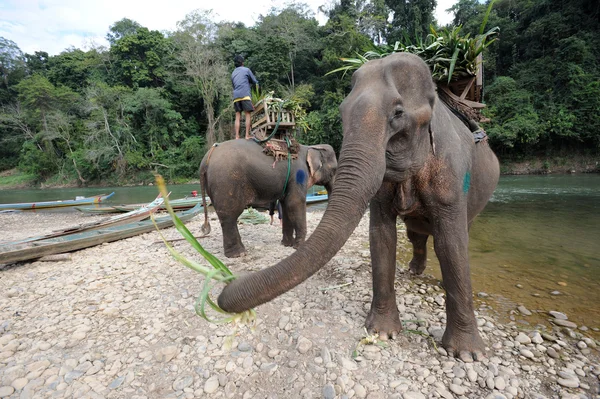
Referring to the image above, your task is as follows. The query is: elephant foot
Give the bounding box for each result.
[281,237,294,247]
[224,245,246,258]
[408,258,426,275]
[365,307,403,341]
[442,325,486,363]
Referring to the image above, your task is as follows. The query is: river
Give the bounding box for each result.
[397,174,600,336]
[1,175,599,334]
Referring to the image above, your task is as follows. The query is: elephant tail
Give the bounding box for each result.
[200,145,218,235]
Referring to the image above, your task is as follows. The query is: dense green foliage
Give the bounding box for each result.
[0,0,598,185]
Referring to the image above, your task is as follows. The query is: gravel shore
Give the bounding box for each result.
[0,210,599,399]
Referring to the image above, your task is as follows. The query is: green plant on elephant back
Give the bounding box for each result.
[328,1,498,84]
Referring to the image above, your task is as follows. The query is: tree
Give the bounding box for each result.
[385,0,437,43]
[254,4,322,90]
[0,37,24,90]
[84,82,135,176]
[15,74,78,133]
[172,10,231,145]
[0,37,26,104]
[447,0,480,27]
[47,48,100,91]
[121,87,183,168]
[25,51,49,75]
[110,27,170,88]
[106,18,143,45]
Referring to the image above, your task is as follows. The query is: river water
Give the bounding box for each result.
[1,175,599,333]
[397,174,600,336]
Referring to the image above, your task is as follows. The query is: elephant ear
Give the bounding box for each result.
[307,147,324,181]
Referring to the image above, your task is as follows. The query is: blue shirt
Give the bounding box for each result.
[231,66,258,100]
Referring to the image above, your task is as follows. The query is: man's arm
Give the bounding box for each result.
[247,69,259,86]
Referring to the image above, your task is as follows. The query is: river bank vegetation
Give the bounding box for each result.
[0,0,598,188]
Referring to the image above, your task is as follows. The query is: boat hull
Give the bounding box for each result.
[0,204,201,265]
[0,192,115,210]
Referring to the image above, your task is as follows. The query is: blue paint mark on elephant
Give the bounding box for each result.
[463,172,471,194]
[296,169,307,185]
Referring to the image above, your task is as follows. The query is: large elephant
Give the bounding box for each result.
[200,139,337,258]
[217,53,500,361]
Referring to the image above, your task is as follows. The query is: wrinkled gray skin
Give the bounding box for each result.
[217,53,499,361]
[200,140,337,258]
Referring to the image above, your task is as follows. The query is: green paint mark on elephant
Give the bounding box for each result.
[463,172,471,194]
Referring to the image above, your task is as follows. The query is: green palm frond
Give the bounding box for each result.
[328,18,499,84]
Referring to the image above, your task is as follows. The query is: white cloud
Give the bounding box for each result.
[435,0,457,25]
[0,0,456,55]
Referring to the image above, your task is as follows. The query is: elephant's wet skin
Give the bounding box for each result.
[217,53,499,360]
[199,140,337,258]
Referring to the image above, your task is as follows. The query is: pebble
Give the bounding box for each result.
[296,337,313,354]
[0,210,596,399]
[557,378,579,388]
[520,349,535,359]
[548,311,568,320]
[449,384,466,395]
[238,342,252,352]
[403,392,425,399]
[109,375,125,389]
[530,332,543,344]
[323,383,336,399]
[515,333,531,344]
[11,378,28,390]
[551,319,577,328]
[204,376,219,394]
[517,306,532,316]
[0,387,15,397]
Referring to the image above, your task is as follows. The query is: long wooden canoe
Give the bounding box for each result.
[0,203,202,265]
[112,196,210,212]
[1,196,164,247]
[0,192,115,211]
[74,206,120,214]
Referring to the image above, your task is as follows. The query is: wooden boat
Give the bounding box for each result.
[2,196,165,247]
[75,206,120,214]
[306,192,328,204]
[112,196,210,212]
[0,192,115,211]
[0,204,202,265]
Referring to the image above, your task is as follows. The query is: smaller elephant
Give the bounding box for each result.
[200,139,337,258]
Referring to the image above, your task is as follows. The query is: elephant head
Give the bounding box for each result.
[218,53,437,312]
[307,144,337,195]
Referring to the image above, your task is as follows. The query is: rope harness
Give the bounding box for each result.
[438,94,488,144]
[252,111,293,200]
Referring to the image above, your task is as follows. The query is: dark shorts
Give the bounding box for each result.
[234,100,254,112]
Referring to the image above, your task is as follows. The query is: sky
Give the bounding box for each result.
[0,0,457,56]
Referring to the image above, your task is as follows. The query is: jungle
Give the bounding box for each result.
[0,0,598,188]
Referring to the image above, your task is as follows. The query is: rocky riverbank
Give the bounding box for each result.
[0,210,599,399]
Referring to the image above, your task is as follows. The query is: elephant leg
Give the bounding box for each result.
[433,209,485,362]
[407,229,428,275]
[365,187,403,340]
[286,198,307,248]
[280,200,294,247]
[218,212,246,258]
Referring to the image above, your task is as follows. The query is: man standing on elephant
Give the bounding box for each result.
[231,55,259,140]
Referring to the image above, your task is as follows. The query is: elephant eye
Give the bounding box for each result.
[392,106,404,119]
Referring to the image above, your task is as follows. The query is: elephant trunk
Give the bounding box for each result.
[218,140,386,313]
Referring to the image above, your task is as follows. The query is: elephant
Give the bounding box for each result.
[216,53,500,362]
[200,139,337,258]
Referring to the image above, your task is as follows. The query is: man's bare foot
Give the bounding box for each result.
[245,136,252,140]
